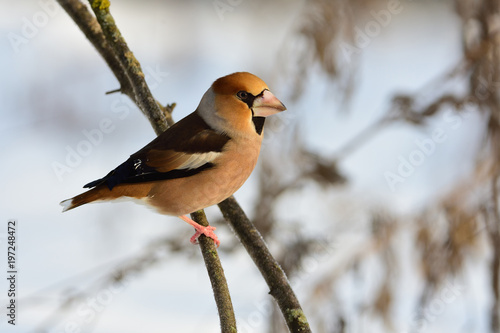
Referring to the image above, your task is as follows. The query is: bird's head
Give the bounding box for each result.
[197,72,286,138]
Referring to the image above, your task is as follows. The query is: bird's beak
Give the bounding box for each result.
[252,90,286,117]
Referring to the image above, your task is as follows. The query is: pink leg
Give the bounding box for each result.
[179,215,220,247]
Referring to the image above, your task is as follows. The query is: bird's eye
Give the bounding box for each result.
[237,91,249,100]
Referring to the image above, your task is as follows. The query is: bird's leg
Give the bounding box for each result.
[179,215,220,247]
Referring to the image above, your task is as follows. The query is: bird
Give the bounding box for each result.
[60,72,286,247]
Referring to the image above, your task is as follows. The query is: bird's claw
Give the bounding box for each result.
[190,225,220,247]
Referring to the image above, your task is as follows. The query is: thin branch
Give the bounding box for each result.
[57,0,233,330]
[88,0,173,133]
[219,196,312,333]
[57,0,133,97]
[58,0,173,133]
[191,210,237,333]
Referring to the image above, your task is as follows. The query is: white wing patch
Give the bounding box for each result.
[177,152,222,170]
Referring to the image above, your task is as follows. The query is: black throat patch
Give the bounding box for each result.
[252,117,265,135]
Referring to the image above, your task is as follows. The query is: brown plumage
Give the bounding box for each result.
[60,72,286,246]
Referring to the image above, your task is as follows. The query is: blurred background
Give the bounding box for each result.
[1,0,499,332]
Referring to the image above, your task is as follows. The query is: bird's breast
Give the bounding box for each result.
[146,135,262,216]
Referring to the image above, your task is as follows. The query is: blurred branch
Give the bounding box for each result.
[279,0,358,103]
[332,116,391,161]
[218,197,311,333]
[331,60,470,162]
[33,235,182,332]
[486,174,500,332]
[253,142,346,237]
[57,0,233,330]
[273,0,500,331]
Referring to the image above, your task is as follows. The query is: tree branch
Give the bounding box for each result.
[58,0,174,133]
[57,0,133,100]
[87,0,173,133]
[191,210,237,333]
[219,196,311,332]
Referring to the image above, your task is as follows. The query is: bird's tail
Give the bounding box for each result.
[60,183,152,212]
[60,186,109,212]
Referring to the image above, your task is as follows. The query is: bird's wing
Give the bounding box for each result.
[83,112,231,190]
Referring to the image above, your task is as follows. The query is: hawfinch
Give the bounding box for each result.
[60,72,286,247]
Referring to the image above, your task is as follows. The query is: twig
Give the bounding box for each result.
[58,0,173,133]
[57,0,133,98]
[219,196,312,333]
[88,0,174,133]
[191,210,237,333]
[57,0,234,330]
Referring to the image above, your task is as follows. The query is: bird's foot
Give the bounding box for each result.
[179,215,220,247]
[190,225,220,247]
